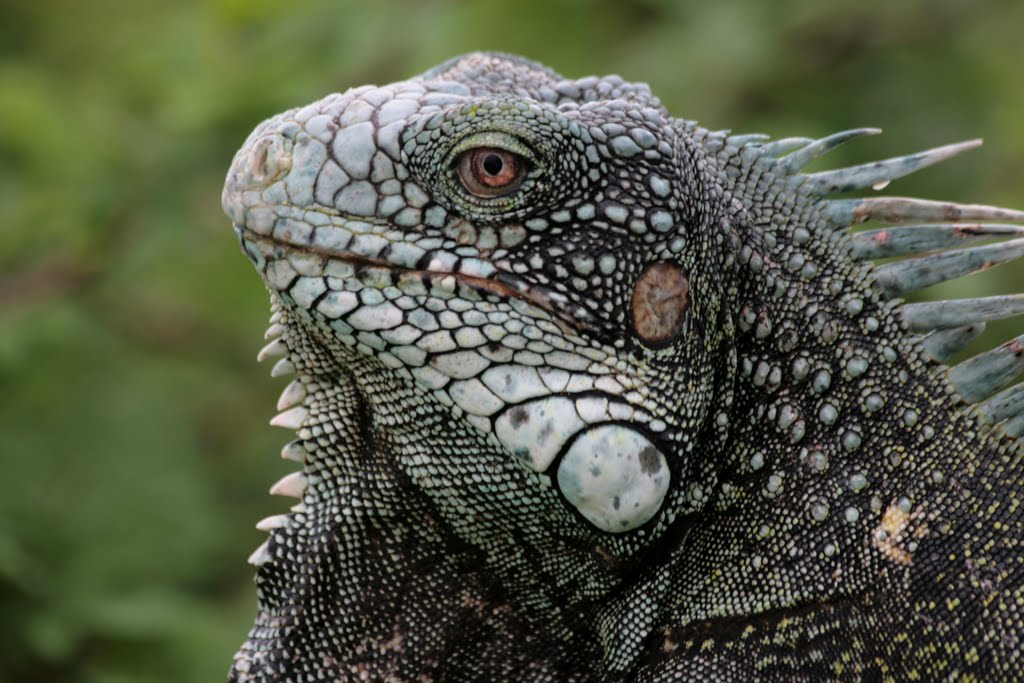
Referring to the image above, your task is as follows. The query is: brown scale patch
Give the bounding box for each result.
[631,261,690,348]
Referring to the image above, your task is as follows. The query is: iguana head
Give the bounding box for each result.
[223,52,737,544]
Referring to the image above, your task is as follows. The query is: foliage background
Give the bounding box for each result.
[1,0,1022,680]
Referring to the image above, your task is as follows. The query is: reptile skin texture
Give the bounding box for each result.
[222,53,1024,681]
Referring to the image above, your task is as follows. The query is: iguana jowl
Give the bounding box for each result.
[222,53,1024,680]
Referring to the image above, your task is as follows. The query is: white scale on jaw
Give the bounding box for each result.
[487,391,671,531]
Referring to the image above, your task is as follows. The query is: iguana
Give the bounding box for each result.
[221,53,1024,681]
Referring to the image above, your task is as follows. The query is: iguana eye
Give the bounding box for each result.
[457,147,526,197]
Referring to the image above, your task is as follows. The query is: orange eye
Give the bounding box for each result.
[457,147,526,198]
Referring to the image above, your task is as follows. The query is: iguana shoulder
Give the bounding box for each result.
[222,52,1024,680]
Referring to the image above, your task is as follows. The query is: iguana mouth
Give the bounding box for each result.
[236,225,589,333]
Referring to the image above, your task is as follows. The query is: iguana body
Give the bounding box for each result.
[221,53,1024,681]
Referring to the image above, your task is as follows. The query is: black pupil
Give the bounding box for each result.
[482,153,504,176]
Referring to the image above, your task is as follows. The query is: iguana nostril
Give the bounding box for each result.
[221,132,294,225]
[246,134,292,188]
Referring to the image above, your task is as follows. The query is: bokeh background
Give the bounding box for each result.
[2,0,1022,680]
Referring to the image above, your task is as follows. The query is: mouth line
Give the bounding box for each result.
[238,226,588,333]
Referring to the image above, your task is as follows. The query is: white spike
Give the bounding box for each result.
[800,138,982,196]
[277,380,307,411]
[269,310,283,324]
[264,323,286,339]
[256,514,291,531]
[270,406,308,429]
[271,358,296,377]
[281,440,308,463]
[270,471,307,498]
[257,338,288,363]
[291,502,308,513]
[247,540,271,566]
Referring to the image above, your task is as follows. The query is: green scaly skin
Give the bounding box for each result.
[221,53,1024,681]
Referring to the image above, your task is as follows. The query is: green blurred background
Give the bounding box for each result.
[1,0,1022,680]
